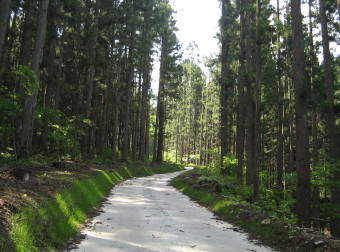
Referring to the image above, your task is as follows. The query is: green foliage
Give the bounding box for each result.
[221,154,238,175]
[194,164,298,223]
[13,65,38,95]
[312,161,340,190]
[311,160,340,219]
[255,187,297,223]
[35,108,75,156]
[185,161,340,226]
[0,86,22,156]
[164,150,177,163]
[6,164,184,252]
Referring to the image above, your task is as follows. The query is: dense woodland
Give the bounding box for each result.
[0,0,339,238]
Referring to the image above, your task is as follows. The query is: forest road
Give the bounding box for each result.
[70,169,273,252]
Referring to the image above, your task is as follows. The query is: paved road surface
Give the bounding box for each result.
[70,170,273,252]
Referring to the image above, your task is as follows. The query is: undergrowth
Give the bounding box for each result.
[196,159,297,223]
[3,163,184,252]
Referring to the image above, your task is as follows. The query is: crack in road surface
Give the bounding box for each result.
[70,170,273,252]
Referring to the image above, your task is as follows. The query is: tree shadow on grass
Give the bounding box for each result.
[0,223,15,252]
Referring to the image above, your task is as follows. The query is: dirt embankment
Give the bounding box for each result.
[0,161,130,248]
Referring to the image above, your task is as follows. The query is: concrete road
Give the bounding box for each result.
[70,170,273,252]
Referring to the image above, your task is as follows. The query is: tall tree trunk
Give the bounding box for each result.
[152,103,159,163]
[131,70,141,160]
[0,0,11,62]
[156,40,166,163]
[121,29,136,162]
[220,0,231,162]
[19,0,49,153]
[53,28,66,111]
[41,14,57,152]
[245,0,255,186]
[288,80,295,177]
[145,99,151,158]
[82,4,99,159]
[319,0,340,237]
[112,55,123,161]
[200,91,205,165]
[12,1,35,150]
[308,0,320,230]
[253,0,262,202]
[139,57,151,160]
[276,0,284,189]
[18,1,35,85]
[72,74,82,160]
[112,93,120,161]
[291,0,311,227]
[99,73,111,156]
[236,0,246,183]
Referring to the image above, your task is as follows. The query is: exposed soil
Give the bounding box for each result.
[175,169,340,252]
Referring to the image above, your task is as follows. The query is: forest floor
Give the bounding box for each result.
[173,169,340,252]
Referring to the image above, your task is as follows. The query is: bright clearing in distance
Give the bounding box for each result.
[151,0,220,93]
[170,0,220,59]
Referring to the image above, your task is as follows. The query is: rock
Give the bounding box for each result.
[261,218,271,225]
[23,173,30,181]
[314,240,326,247]
[10,168,32,181]
[68,243,78,250]
[78,233,86,240]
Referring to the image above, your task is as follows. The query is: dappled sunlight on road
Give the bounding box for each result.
[70,171,273,252]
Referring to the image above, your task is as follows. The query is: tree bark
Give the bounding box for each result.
[16,1,36,94]
[0,0,11,62]
[41,12,57,152]
[319,0,340,237]
[236,0,246,183]
[291,0,311,227]
[82,3,99,159]
[112,93,120,161]
[121,29,136,162]
[145,99,151,158]
[253,0,262,202]
[245,0,256,186]
[220,0,231,162]
[152,103,159,163]
[20,0,49,152]
[307,0,320,230]
[156,40,166,163]
[139,54,151,160]
[276,0,284,189]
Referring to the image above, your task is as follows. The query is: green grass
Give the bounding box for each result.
[3,163,184,252]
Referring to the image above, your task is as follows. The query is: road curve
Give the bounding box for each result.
[70,170,273,252]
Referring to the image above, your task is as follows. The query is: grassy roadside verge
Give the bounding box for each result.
[1,163,184,252]
[171,169,340,252]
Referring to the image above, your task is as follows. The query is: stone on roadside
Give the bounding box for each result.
[261,218,271,225]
